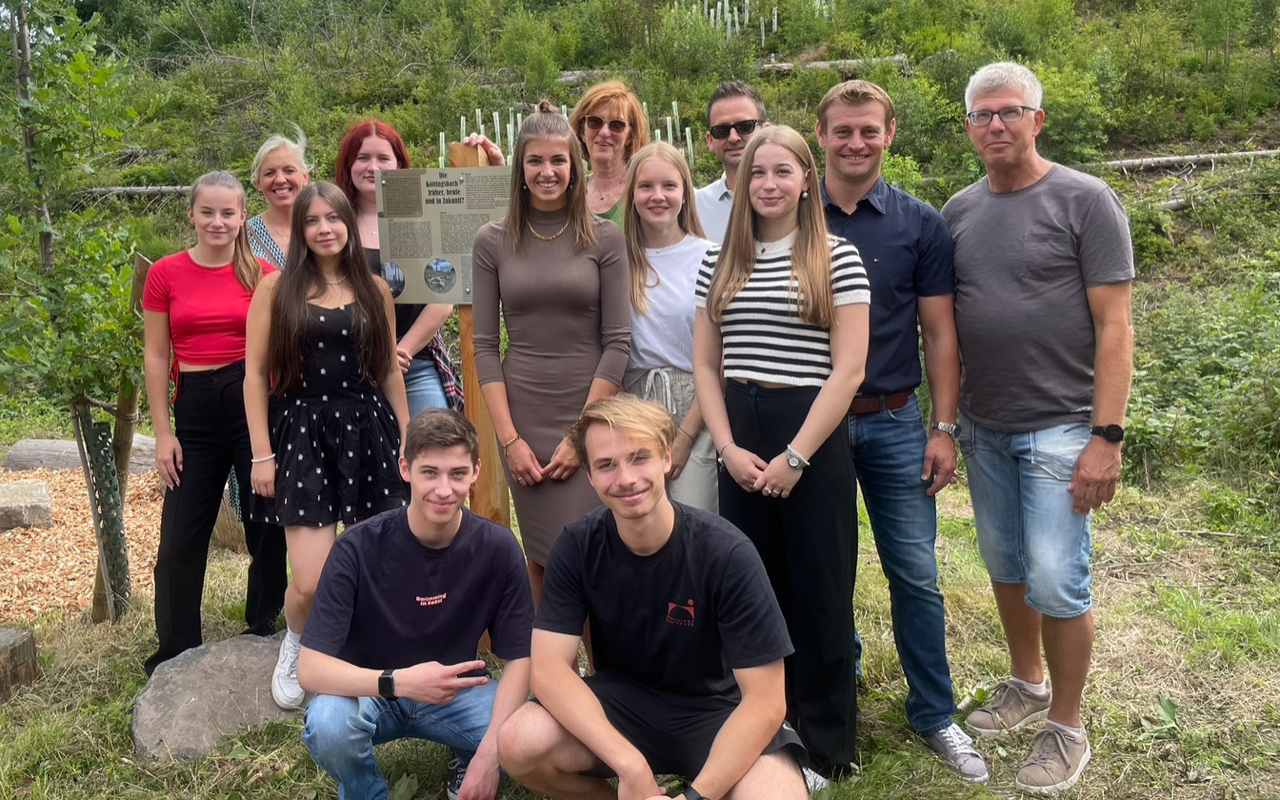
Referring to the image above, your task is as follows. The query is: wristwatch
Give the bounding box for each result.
[1090,424,1125,443]
[784,444,810,470]
[378,669,397,700]
[930,421,960,439]
[683,787,708,800]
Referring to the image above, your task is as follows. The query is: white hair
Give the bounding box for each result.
[250,124,312,183]
[964,62,1043,112]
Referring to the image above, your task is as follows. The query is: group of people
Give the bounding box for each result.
[141,59,1133,800]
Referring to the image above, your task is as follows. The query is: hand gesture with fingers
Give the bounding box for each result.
[505,439,545,488]
[392,659,490,706]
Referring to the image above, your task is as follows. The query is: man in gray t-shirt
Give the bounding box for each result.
[941,62,1134,797]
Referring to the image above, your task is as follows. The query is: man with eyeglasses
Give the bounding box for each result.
[942,62,1134,796]
[813,79,986,785]
[695,81,767,242]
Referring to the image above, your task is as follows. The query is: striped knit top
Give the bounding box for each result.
[695,232,870,388]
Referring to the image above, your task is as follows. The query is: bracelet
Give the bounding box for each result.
[717,441,735,458]
[677,427,695,441]
[250,453,275,464]
[501,434,522,452]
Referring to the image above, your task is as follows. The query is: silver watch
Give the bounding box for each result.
[930,421,960,439]
[784,444,810,469]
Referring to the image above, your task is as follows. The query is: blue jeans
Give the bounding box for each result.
[957,415,1093,619]
[302,682,497,800]
[402,358,447,418]
[849,395,956,737]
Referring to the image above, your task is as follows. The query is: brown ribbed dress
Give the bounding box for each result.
[472,208,631,565]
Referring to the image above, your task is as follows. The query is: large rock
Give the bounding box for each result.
[0,480,52,531]
[132,633,299,761]
[0,626,40,701]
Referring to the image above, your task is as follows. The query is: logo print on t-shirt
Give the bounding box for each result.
[666,599,695,627]
[417,593,447,607]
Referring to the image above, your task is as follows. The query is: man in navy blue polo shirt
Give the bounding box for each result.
[816,79,988,784]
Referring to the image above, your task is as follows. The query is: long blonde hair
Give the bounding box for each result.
[621,142,705,313]
[188,171,262,292]
[706,126,834,328]
[505,100,596,253]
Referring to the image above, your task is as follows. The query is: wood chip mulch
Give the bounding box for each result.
[0,468,163,624]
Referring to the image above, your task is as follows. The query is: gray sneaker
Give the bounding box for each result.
[1015,725,1091,795]
[965,679,1051,737]
[924,723,990,784]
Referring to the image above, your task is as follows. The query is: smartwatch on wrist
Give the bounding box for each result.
[1090,424,1125,443]
[683,787,708,800]
[378,668,397,700]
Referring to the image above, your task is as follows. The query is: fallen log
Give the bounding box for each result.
[4,435,156,474]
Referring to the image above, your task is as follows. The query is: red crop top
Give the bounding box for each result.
[141,250,274,368]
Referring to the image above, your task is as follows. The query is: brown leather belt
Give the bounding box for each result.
[849,391,913,415]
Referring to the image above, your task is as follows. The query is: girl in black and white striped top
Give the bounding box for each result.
[692,125,870,780]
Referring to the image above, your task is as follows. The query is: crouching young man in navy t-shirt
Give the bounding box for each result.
[497,394,809,800]
[297,410,534,800]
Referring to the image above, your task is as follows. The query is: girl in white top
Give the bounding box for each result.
[620,142,717,512]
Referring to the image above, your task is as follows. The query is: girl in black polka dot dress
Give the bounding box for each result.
[244,181,409,710]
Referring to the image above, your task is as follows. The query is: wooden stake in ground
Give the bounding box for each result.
[446,143,511,529]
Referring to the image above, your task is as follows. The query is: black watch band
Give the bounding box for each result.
[378,668,397,700]
[683,787,708,800]
[1090,424,1124,443]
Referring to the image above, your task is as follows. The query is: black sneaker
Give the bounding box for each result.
[446,748,473,800]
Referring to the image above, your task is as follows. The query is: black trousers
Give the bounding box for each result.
[145,362,288,675]
[720,381,858,778]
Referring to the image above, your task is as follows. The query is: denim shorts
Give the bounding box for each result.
[957,415,1093,618]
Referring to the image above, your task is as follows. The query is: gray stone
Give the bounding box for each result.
[0,626,40,701]
[0,480,52,531]
[132,633,299,761]
[2,435,156,474]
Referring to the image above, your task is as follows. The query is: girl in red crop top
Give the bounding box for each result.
[140,171,288,676]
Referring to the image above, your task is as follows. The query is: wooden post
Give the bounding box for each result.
[446,143,511,530]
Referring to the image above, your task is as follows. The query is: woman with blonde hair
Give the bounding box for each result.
[247,129,311,268]
[693,126,870,782]
[568,80,650,223]
[620,141,717,511]
[473,100,630,603]
[244,181,409,710]
[142,171,287,675]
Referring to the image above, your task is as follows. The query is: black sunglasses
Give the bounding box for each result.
[708,119,764,140]
[584,115,628,134]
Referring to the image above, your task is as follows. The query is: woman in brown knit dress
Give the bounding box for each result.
[473,101,631,603]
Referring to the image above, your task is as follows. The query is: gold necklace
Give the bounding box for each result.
[527,218,571,242]
[324,275,348,286]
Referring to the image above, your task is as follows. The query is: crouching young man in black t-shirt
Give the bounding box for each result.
[497,395,808,800]
[297,410,534,800]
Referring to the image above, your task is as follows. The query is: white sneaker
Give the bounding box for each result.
[271,632,306,710]
[802,767,830,796]
[924,723,990,784]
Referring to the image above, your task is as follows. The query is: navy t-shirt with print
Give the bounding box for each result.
[536,502,792,699]
[304,507,534,674]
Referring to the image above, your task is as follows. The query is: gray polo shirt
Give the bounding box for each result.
[941,164,1134,432]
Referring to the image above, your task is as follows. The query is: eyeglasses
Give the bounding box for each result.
[584,116,628,134]
[708,119,764,140]
[966,106,1037,127]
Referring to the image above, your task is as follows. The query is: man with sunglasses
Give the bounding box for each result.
[942,62,1134,795]
[814,79,986,785]
[695,82,768,242]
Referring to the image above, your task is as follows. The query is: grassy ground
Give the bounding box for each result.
[2,475,1277,799]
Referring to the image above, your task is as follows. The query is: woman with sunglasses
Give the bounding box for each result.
[693,126,870,782]
[568,80,650,224]
[473,101,630,604]
[620,142,717,512]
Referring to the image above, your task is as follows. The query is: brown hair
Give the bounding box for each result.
[705,81,766,127]
[568,80,651,163]
[404,410,480,466]
[505,100,596,252]
[267,182,393,394]
[817,79,896,131]
[621,142,705,313]
[706,126,835,328]
[188,171,263,292]
[567,394,676,472]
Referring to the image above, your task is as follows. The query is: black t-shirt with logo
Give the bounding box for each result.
[536,503,792,698]
[303,507,534,674]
